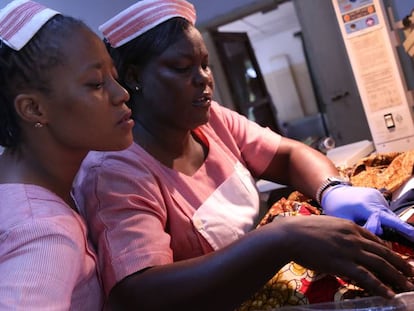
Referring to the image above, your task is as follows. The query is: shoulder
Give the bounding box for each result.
[79,143,154,176]
[76,144,161,194]
[207,100,258,132]
[73,144,164,213]
[208,101,238,121]
[1,211,86,264]
[0,184,86,243]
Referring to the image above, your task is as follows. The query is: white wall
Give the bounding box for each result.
[218,2,318,123]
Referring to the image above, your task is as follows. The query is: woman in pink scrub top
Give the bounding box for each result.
[74,1,414,310]
[0,0,134,309]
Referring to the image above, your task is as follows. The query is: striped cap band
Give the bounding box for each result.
[0,0,59,51]
[100,0,196,48]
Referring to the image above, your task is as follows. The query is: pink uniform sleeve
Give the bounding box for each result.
[0,219,84,310]
[77,155,174,296]
[207,102,282,177]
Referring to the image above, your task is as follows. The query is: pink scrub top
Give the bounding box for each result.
[74,101,281,295]
[0,184,104,310]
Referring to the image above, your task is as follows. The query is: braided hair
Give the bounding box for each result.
[0,15,87,148]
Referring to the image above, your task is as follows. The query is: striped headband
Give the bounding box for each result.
[0,0,59,51]
[100,0,196,48]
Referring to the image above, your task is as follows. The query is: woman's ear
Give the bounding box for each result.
[125,65,141,91]
[14,94,47,125]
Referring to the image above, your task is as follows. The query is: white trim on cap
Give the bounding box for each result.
[0,0,59,51]
[99,0,196,48]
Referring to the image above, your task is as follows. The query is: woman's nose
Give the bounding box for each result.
[193,67,211,86]
[112,80,130,105]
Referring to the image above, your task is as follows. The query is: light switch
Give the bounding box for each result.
[384,113,395,129]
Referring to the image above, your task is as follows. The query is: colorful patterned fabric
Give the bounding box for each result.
[238,151,414,311]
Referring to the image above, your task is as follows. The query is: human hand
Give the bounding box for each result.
[271,215,414,297]
[321,185,414,242]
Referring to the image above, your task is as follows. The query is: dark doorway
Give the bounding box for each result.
[211,31,281,133]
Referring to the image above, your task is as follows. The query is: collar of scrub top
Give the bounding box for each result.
[99,0,196,48]
[0,0,60,51]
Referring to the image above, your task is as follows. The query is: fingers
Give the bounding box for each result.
[377,211,414,242]
[310,221,414,297]
[326,252,412,297]
[361,240,414,287]
[336,227,414,296]
[363,212,383,235]
[339,265,396,298]
[345,266,396,298]
[356,225,414,275]
[277,215,414,297]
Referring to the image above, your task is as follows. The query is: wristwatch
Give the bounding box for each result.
[315,176,352,206]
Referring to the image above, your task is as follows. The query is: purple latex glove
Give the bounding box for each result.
[321,185,414,242]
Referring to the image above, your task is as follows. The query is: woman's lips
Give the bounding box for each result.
[192,95,212,107]
[117,110,135,129]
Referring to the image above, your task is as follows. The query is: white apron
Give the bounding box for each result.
[192,161,260,250]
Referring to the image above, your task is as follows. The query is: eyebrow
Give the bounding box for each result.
[80,59,111,73]
[87,60,105,70]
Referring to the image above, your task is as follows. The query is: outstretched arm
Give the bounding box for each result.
[259,136,338,199]
[260,137,414,241]
[109,215,414,311]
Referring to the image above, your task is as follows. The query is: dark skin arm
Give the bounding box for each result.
[259,136,340,200]
[109,215,414,311]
